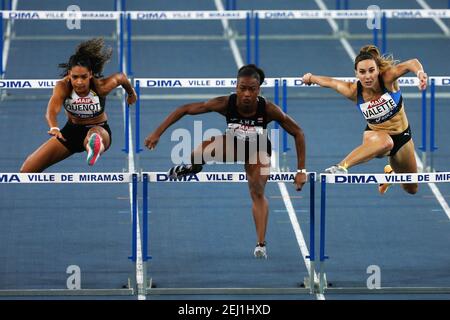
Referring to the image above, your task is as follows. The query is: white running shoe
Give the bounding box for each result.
[86,133,103,166]
[254,242,267,259]
[324,165,348,174]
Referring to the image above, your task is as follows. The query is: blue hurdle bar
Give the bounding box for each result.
[381,12,387,54]
[319,175,329,292]
[122,94,130,154]
[225,0,237,10]
[419,88,427,152]
[246,12,251,64]
[135,80,142,153]
[254,12,259,66]
[142,172,317,286]
[373,24,379,48]
[319,175,329,263]
[282,79,289,152]
[1,0,11,10]
[430,79,437,152]
[128,173,138,262]
[336,0,349,10]
[126,13,132,75]
[306,173,316,263]
[143,173,151,261]
[119,13,124,73]
[0,13,3,76]
[274,79,280,130]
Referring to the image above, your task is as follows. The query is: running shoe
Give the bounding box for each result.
[86,133,103,166]
[254,242,267,259]
[324,165,348,174]
[168,164,203,179]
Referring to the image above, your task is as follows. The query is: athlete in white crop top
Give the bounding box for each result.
[20,38,136,173]
[303,45,427,195]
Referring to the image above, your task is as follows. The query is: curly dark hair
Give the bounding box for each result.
[58,38,112,78]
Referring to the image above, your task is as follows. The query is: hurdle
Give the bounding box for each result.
[0,172,138,296]
[318,171,450,294]
[141,171,317,295]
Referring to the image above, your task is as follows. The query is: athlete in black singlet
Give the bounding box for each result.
[145,64,307,258]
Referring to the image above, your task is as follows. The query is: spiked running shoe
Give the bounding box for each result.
[324,165,348,174]
[254,242,267,259]
[379,164,394,194]
[168,164,203,180]
[87,133,103,166]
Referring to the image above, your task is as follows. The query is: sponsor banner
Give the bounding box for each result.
[430,77,450,86]
[0,79,58,89]
[135,78,278,88]
[2,9,449,21]
[2,11,120,20]
[1,77,446,90]
[145,172,303,183]
[0,173,133,183]
[256,9,450,20]
[322,172,450,184]
[283,77,430,87]
[129,10,248,20]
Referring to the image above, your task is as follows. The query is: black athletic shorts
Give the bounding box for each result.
[57,121,112,153]
[233,136,272,162]
[365,125,411,157]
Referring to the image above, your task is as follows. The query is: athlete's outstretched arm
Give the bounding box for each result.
[302,73,356,101]
[144,96,228,150]
[266,102,306,191]
[383,59,428,90]
[97,73,137,104]
[46,81,70,141]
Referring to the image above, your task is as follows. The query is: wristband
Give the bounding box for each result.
[49,127,60,131]
[297,169,307,174]
[416,70,425,77]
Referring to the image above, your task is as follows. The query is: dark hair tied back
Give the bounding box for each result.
[237,64,265,85]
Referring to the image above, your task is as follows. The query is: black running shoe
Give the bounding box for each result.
[168,164,203,179]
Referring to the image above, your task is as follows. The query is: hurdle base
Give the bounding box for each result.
[0,288,134,296]
[322,286,450,294]
[145,287,311,295]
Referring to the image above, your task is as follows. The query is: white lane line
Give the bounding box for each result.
[216,0,323,299]
[416,0,450,36]
[214,0,244,68]
[415,153,450,220]
[315,0,356,60]
[1,0,18,79]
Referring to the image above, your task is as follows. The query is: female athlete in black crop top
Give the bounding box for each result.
[145,64,306,258]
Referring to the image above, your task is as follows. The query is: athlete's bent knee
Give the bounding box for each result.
[403,183,418,195]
